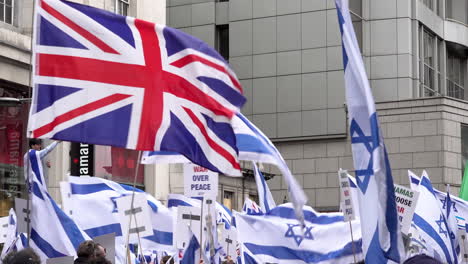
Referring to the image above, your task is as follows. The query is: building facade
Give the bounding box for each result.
[166,0,468,211]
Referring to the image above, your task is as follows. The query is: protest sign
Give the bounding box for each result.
[184,164,218,198]
[394,184,419,234]
[0,216,8,243]
[338,169,355,221]
[14,198,29,234]
[116,193,153,243]
[175,206,202,249]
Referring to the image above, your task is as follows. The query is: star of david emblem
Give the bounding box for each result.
[440,197,458,213]
[284,224,314,246]
[350,113,381,194]
[110,194,128,213]
[435,215,448,238]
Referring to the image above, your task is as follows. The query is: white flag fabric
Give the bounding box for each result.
[410,174,458,263]
[144,113,307,224]
[167,194,232,229]
[65,176,174,253]
[252,162,276,213]
[335,0,404,262]
[0,209,20,262]
[235,203,363,264]
[409,171,468,233]
[27,150,89,261]
[242,197,262,215]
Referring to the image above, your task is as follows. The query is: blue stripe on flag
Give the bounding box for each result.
[29,150,42,185]
[33,182,44,200]
[119,184,144,193]
[70,183,114,195]
[258,167,271,212]
[31,228,67,258]
[413,214,452,262]
[144,230,173,246]
[335,5,348,69]
[85,223,122,238]
[267,207,344,224]
[47,193,86,249]
[197,77,246,109]
[410,176,420,185]
[244,239,362,262]
[168,199,193,208]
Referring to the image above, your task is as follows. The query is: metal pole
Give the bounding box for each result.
[199,196,204,259]
[348,220,357,264]
[125,151,143,264]
[25,151,31,247]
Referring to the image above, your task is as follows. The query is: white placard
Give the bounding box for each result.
[175,206,202,249]
[116,193,153,243]
[184,164,218,198]
[0,216,9,243]
[202,196,217,257]
[394,184,419,235]
[94,233,116,264]
[46,256,74,264]
[15,198,29,234]
[220,226,237,258]
[338,169,355,221]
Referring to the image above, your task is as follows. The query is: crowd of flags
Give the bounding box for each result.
[4,0,468,263]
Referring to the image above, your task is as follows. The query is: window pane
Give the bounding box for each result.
[5,5,11,24]
[5,0,11,6]
[0,5,4,22]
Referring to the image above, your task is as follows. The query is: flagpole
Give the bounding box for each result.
[199,195,204,260]
[348,220,357,263]
[25,152,31,247]
[125,150,145,264]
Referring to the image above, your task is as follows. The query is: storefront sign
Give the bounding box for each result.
[70,143,94,176]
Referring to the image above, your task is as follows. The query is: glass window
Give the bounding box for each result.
[115,0,129,16]
[215,25,229,61]
[0,0,14,25]
[421,29,437,96]
[94,145,145,188]
[462,124,468,178]
[446,0,467,24]
[447,50,466,100]
[223,190,234,210]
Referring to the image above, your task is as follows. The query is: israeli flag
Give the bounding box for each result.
[0,209,23,261]
[409,170,468,233]
[411,174,458,263]
[168,194,232,229]
[27,151,89,261]
[252,162,276,213]
[181,228,201,264]
[242,197,262,215]
[235,203,363,264]
[64,176,174,252]
[144,113,307,224]
[336,0,404,262]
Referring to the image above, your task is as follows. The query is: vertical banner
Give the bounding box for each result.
[183,164,218,198]
[394,184,419,235]
[70,143,94,176]
[338,169,355,221]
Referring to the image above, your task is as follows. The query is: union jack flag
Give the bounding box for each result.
[27,0,245,175]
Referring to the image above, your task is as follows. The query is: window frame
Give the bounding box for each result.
[0,0,14,25]
[115,0,129,16]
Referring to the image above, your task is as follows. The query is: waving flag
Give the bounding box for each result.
[410,174,458,263]
[181,229,201,264]
[167,194,232,229]
[0,209,26,261]
[64,176,174,253]
[252,162,276,213]
[235,203,363,264]
[28,153,90,261]
[336,0,404,262]
[28,0,245,176]
[145,113,307,222]
[242,198,262,215]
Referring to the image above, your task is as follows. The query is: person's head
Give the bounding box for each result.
[29,139,42,150]
[77,240,99,259]
[2,248,41,264]
[95,243,106,258]
[160,255,174,264]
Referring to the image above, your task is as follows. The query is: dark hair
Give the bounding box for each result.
[2,248,41,264]
[77,240,99,259]
[29,138,42,148]
[160,255,174,264]
[89,256,111,264]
